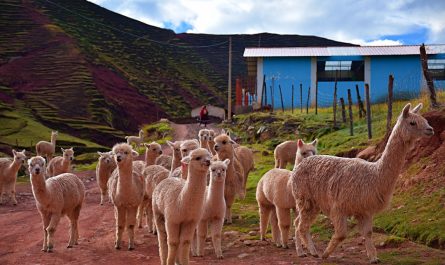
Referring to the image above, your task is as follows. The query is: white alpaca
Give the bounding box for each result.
[208,130,217,156]
[96,151,116,205]
[234,145,254,197]
[198,129,211,152]
[108,143,144,250]
[28,156,85,252]
[0,149,27,205]
[46,147,74,178]
[152,148,212,265]
[256,139,317,248]
[213,133,244,224]
[36,131,58,162]
[291,103,433,263]
[125,130,144,147]
[195,159,230,259]
[170,139,200,179]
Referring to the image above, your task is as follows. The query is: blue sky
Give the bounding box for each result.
[88,0,445,46]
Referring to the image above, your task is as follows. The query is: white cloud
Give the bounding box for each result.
[87,0,445,44]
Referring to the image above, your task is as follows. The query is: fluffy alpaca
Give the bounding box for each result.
[36,131,58,162]
[170,139,200,179]
[46,147,74,178]
[28,156,85,252]
[198,129,211,151]
[274,137,317,169]
[125,130,144,147]
[256,139,317,248]
[144,142,163,165]
[96,151,116,205]
[234,146,254,197]
[195,159,230,258]
[152,148,212,265]
[291,103,433,263]
[0,149,27,205]
[167,140,182,173]
[208,130,217,156]
[108,143,144,250]
[213,132,244,224]
[155,155,172,170]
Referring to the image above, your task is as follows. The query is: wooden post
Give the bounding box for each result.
[291,83,294,113]
[300,83,303,113]
[386,75,394,136]
[315,81,318,115]
[270,85,273,112]
[262,75,267,108]
[227,36,232,121]
[271,77,275,111]
[279,85,284,112]
[347,89,354,136]
[355,84,365,118]
[340,97,346,123]
[306,86,310,114]
[365,83,372,139]
[333,76,338,127]
[420,44,439,108]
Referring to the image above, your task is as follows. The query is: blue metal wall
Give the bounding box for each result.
[317,81,365,107]
[263,57,311,109]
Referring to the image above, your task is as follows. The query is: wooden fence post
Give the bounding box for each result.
[355,84,366,118]
[333,78,338,127]
[291,83,294,113]
[271,77,275,111]
[315,81,318,115]
[306,86,310,114]
[347,89,353,136]
[340,97,346,123]
[270,85,273,112]
[386,75,394,136]
[365,83,372,139]
[261,75,266,108]
[279,85,284,112]
[420,44,439,108]
[300,83,303,113]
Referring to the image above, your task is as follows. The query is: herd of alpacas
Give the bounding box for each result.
[0,103,435,264]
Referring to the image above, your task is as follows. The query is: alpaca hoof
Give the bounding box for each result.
[297,252,307,258]
[100,203,103,206]
[310,252,319,258]
[370,258,380,264]
[217,255,224,259]
[47,247,53,253]
[321,252,329,259]
[128,246,135,251]
[67,245,73,248]
[115,243,121,250]
[282,245,289,249]
[41,248,47,252]
[138,225,142,229]
[275,243,282,248]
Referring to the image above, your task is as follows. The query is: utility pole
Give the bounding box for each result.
[227,36,232,122]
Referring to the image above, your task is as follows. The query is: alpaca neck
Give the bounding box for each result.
[62,158,71,169]
[117,160,134,190]
[145,153,157,166]
[200,140,209,150]
[171,152,181,171]
[208,179,225,203]
[31,173,50,204]
[375,121,410,194]
[293,154,303,170]
[217,148,234,161]
[181,167,207,204]
[50,136,56,146]
[8,160,22,174]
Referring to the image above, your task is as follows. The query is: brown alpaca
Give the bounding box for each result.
[46,147,74,178]
[170,139,200,179]
[256,139,317,248]
[96,151,116,205]
[291,103,433,263]
[234,146,254,197]
[108,143,144,250]
[152,148,212,265]
[213,132,244,224]
[36,131,58,162]
[0,149,27,205]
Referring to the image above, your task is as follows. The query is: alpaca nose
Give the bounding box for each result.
[159,150,163,155]
[204,159,210,166]
[214,145,220,152]
[425,127,434,136]
[116,156,122,162]
[70,157,73,161]
[35,168,40,174]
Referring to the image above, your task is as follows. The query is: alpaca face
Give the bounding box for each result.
[98,151,114,164]
[208,130,216,141]
[182,148,211,172]
[144,142,163,156]
[112,143,138,164]
[213,135,235,153]
[51,131,58,137]
[12,149,27,165]
[180,140,200,158]
[297,139,318,159]
[28,156,46,176]
[167,140,182,158]
[209,159,229,183]
[198,129,210,141]
[399,103,434,140]
[61,147,75,161]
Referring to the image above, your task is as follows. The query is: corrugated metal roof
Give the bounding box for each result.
[243,45,445,57]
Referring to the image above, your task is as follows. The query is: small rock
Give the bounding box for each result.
[237,253,249,259]
[379,242,385,247]
[243,240,253,246]
[224,231,239,237]
[262,150,269,156]
[248,231,257,236]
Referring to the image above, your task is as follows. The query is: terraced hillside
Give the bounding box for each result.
[0,0,354,144]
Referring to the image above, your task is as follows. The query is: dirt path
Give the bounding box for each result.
[1,122,444,264]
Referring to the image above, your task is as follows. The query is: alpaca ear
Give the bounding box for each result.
[21,149,26,154]
[297,139,304,148]
[230,139,236,145]
[12,149,16,156]
[221,129,226,135]
[411,103,423,113]
[132,150,139,157]
[193,139,200,145]
[402,103,411,118]
[61,147,65,153]
[181,156,191,164]
[311,139,318,146]
[223,159,231,166]
[226,130,230,136]
[97,151,103,156]
[27,159,32,165]
[167,140,173,147]
[144,143,150,148]
[70,147,74,152]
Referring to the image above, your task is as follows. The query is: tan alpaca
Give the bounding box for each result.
[154,140,181,171]
[36,131,58,162]
[155,155,172,170]
[96,151,117,205]
[213,132,244,224]
[28,156,85,252]
[198,129,211,152]
[152,148,212,265]
[0,149,27,205]
[234,146,254,197]
[125,129,145,147]
[195,159,230,259]
[170,139,200,179]
[46,147,74,178]
[291,103,433,263]
[136,141,163,227]
[208,130,217,156]
[108,143,144,250]
[256,139,317,248]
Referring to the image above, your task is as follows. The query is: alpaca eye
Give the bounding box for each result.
[152,148,156,151]
[196,157,201,160]
[302,152,306,155]
[212,169,216,172]
[222,141,227,144]
[182,149,187,153]
[410,121,416,126]
[124,152,128,155]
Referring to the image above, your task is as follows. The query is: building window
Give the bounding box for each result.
[317,60,364,82]
[428,59,445,80]
[324,61,352,71]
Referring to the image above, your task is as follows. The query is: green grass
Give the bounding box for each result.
[142,120,173,145]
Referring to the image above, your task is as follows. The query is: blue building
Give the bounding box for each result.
[243,45,445,108]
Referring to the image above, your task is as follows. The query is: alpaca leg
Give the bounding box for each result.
[196,220,207,257]
[41,213,50,252]
[46,213,61,252]
[146,200,154,233]
[258,204,272,241]
[358,215,379,264]
[225,194,235,224]
[136,204,144,228]
[68,217,76,248]
[0,190,4,205]
[276,207,291,249]
[293,215,305,257]
[127,206,138,250]
[297,203,319,257]
[73,205,81,245]
[210,218,224,259]
[270,208,281,246]
[166,223,180,265]
[11,189,17,205]
[178,222,197,265]
[274,158,279,168]
[191,230,198,257]
[154,213,168,265]
[100,191,106,205]
[115,207,126,249]
[322,213,347,259]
